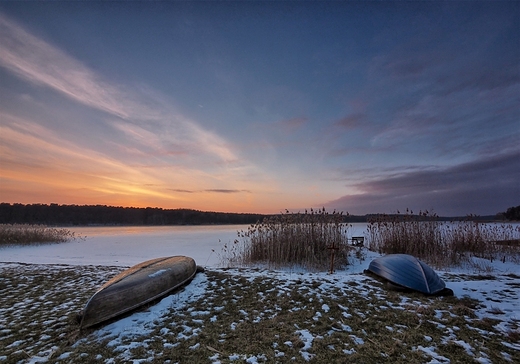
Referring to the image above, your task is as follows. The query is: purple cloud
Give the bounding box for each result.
[325,150,520,216]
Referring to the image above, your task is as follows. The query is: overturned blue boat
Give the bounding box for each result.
[367,254,451,295]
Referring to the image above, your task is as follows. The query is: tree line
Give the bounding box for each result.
[0,203,370,226]
[0,203,268,226]
[504,205,520,221]
[0,203,515,226]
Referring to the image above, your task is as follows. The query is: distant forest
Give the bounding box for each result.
[0,203,268,226]
[0,203,513,226]
[504,205,520,221]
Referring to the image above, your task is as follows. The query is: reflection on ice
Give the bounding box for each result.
[0,225,246,267]
[0,223,372,267]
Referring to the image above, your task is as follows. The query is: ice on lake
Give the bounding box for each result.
[0,225,243,267]
[0,223,370,267]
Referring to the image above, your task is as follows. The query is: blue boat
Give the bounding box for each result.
[367,254,449,295]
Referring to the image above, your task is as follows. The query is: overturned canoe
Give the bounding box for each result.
[80,256,197,329]
[367,254,447,295]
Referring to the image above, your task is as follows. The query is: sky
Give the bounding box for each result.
[0,1,519,216]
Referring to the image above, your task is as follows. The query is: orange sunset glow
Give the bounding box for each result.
[1,3,519,216]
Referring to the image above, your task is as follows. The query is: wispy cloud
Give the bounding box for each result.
[0,12,238,164]
[271,117,307,133]
[168,188,251,194]
[0,113,259,210]
[333,114,366,130]
[1,5,517,215]
[0,115,167,189]
[363,7,520,158]
[205,189,251,194]
[0,13,133,120]
[0,10,269,213]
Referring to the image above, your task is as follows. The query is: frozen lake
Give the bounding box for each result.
[0,223,371,267]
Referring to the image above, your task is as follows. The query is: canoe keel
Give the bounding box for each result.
[80,256,198,329]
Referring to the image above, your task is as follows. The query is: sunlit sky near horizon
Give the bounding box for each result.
[0,2,519,216]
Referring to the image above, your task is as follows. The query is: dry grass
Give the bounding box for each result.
[366,210,520,268]
[220,209,354,271]
[223,208,520,271]
[0,224,77,246]
[1,263,519,363]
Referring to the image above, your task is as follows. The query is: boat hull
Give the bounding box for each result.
[367,254,446,295]
[80,256,197,329]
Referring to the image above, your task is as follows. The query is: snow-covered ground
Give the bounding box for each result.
[1,225,519,363]
[86,257,520,363]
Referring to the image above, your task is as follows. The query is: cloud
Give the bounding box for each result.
[365,7,519,153]
[325,150,520,216]
[111,122,165,153]
[183,121,238,162]
[369,82,520,158]
[0,13,132,120]
[0,11,266,212]
[334,114,366,130]
[0,113,262,211]
[205,189,251,194]
[273,117,307,132]
[169,189,195,194]
[1,116,157,179]
[374,4,519,94]
[168,188,251,194]
[0,12,238,164]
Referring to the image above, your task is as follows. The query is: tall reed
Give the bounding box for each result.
[367,210,520,267]
[221,208,353,271]
[0,224,76,246]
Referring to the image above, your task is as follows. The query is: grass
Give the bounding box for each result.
[366,210,520,268]
[1,263,518,363]
[221,208,520,271]
[219,208,354,272]
[2,210,518,362]
[0,224,77,246]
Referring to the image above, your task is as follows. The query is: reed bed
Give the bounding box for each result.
[220,209,353,271]
[0,224,76,246]
[367,210,520,267]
